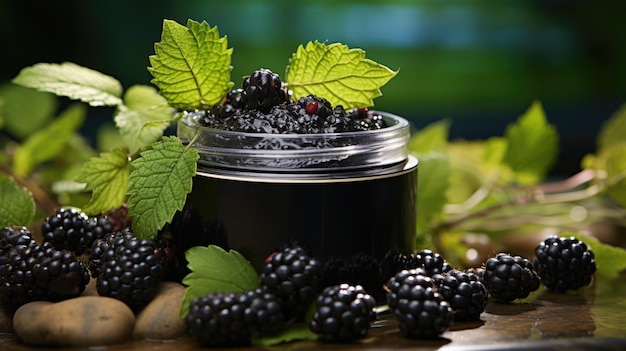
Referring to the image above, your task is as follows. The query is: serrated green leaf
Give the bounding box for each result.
[115,85,175,154]
[127,136,198,239]
[286,41,397,109]
[408,118,451,154]
[415,151,451,235]
[13,103,86,176]
[503,100,558,185]
[0,176,35,227]
[597,103,626,152]
[568,232,626,280]
[74,148,130,215]
[12,62,122,106]
[0,83,56,139]
[180,245,258,318]
[148,19,233,109]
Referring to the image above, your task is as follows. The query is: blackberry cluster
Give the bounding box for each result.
[195,69,387,135]
[380,249,453,285]
[258,242,324,320]
[309,284,377,343]
[386,268,453,339]
[41,207,113,256]
[0,226,89,312]
[89,228,162,310]
[482,253,541,303]
[432,269,488,321]
[533,236,596,293]
[186,288,285,347]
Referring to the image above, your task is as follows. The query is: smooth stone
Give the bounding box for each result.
[13,296,135,346]
[133,281,187,340]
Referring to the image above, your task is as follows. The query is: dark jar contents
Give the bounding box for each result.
[172,111,418,296]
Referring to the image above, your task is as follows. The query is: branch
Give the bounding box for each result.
[0,164,59,215]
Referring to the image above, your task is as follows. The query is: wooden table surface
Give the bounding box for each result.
[1,276,625,351]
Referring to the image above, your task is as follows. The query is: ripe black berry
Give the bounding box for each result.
[432,269,488,321]
[186,288,285,347]
[482,253,541,303]
[32,243,90,301]
[386,268,453,339]
[258,242,324,320]
[533,236,596,292]
[380,249,453,285]
[93,228,162,310]
[310,284,377,343]
[41,208,89,255]
[241,69,287,112]
[321,252,384,302]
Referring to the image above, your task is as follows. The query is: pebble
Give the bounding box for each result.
[134,281,188,340]
[13,296,135,346]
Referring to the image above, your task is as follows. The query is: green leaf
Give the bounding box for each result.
[285,41,397,109]
[74,149,131,215]
[408,118,451,154]
[503,100,558,185]
[568,232,626,280]
[127,136,198,239]
[252,323,318,346]
[0,176,35,227]
[180,245,258,318]
[12,62,123,106]
[13,103,86,176]
[601,142,626,207]
[114,85,175,154]
[148,19,233,109]
[597,103,626,152]
[415,151,451,236]
[0,83,56,139]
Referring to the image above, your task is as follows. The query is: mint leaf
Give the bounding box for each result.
[12,62,123,106]
[180,245,258,318]
[568,232,626,280]
[127,136,198,239]
[285,41,397,109]
[601,142,626,207]
[13,103,86,176]
[503,100,558,185]
[597,103,626,152]
[415,151,451,236]
[408,119,451,154]
[253,323,318,346]
[114,85,175,154]
[148,19,233,109]
[0,83,56,139]
[0,176,35,227]
[74,149,130,215]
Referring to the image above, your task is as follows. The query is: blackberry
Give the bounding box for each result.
[186,288,285,347]
[309,284,377,343]
[94,228,162,310]
[533,236,596,292]
[241,69,287,112]
[88,228,135,278]
[0,226,44,311]
[41,208,90,255]
[386,268,453,339]
[82,214,114,255]
[322,253,384,302]
[31,243,90,301]
[380,249,453,285]
[432,269,488,321]
[482,253,541,303]
[258,242,324,320]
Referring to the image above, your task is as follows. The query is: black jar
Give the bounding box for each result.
[176,111,418,268]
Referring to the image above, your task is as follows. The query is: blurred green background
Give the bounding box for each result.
[1,0,625,177]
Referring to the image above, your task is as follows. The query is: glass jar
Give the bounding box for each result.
[176,111,418,268]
